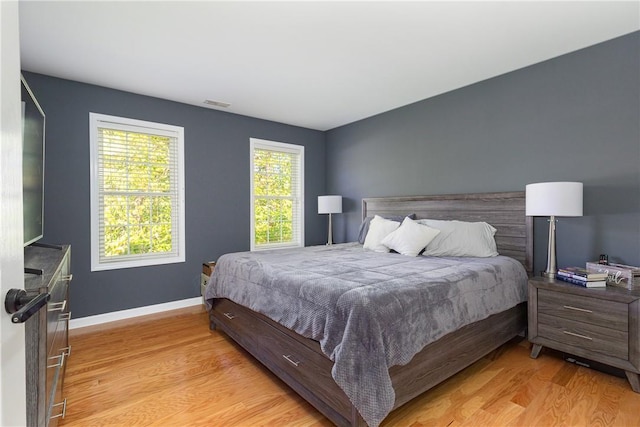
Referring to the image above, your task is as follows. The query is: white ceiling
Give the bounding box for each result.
[19,1,640,131]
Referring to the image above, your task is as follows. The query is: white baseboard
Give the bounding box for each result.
[69,296,203,330]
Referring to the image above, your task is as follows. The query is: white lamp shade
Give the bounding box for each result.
[318,195,342,214]
[526,182,583,217]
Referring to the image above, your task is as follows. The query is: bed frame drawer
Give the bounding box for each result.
[210,298,359,426]
[210,299,262,353]
[254,318,353,417]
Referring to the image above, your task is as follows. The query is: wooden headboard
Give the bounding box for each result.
[362,191,533,275]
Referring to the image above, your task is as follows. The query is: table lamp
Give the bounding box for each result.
[318,195,342,245]
[526,182,583,278]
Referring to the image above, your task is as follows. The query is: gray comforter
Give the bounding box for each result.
[205,243,528,427]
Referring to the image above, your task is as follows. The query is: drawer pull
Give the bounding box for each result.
[60,312,72,321]
[282,354,300,367]
[62,274,73,282]
[563,330,593,341]
[61,345,71,357]
[48,300,67,312]
[47,351,66,369]
[223,312,236,320]
[563,305,593,314]
[50,398,67,419]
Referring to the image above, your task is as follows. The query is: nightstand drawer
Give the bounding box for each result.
[538,289,628,331]
[538,313,628,359]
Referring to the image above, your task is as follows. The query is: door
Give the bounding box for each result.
[1,1,28,425]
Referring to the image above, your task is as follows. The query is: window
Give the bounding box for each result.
[89,113,185,271]
[250,138,304,251]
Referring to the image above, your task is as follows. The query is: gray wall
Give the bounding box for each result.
[23,72,326,318]
[326,32,640,275]
[24,31,640,317]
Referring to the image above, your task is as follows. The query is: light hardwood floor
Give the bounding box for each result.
[60,305,640,426]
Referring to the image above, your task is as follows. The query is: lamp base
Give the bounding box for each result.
[543,215,558,279]
[326,213,333,245]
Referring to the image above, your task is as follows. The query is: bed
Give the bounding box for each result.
[206,191,533,426]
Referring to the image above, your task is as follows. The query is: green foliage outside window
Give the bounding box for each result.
[101,129,173,257]
[253,149,296,246]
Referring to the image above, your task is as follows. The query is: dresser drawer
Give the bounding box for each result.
[47,274,69,353]
[538,288,628,331]
[538,313,628,359]
[49,314,70,373]
[46,352,66,427]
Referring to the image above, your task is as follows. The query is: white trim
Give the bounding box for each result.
[69,297,202,330]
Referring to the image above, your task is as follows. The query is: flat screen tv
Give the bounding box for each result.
[21,75,45,246]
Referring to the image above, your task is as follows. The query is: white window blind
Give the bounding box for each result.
[250,138,304,250]
[90,113,185,271]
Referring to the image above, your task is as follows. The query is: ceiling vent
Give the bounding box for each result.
[203,99,231,108]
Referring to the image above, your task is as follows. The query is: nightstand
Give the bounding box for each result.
[201,261,216,298]
[528,276,640,392]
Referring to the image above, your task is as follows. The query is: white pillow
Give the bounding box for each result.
[381,217,441,257]
[363,215,400,252]
[417,219,499,257]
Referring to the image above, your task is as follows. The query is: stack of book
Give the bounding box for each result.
[557,267,608,288]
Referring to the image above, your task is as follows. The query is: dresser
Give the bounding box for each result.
[24,244,72,427]
[528,276,640,392]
